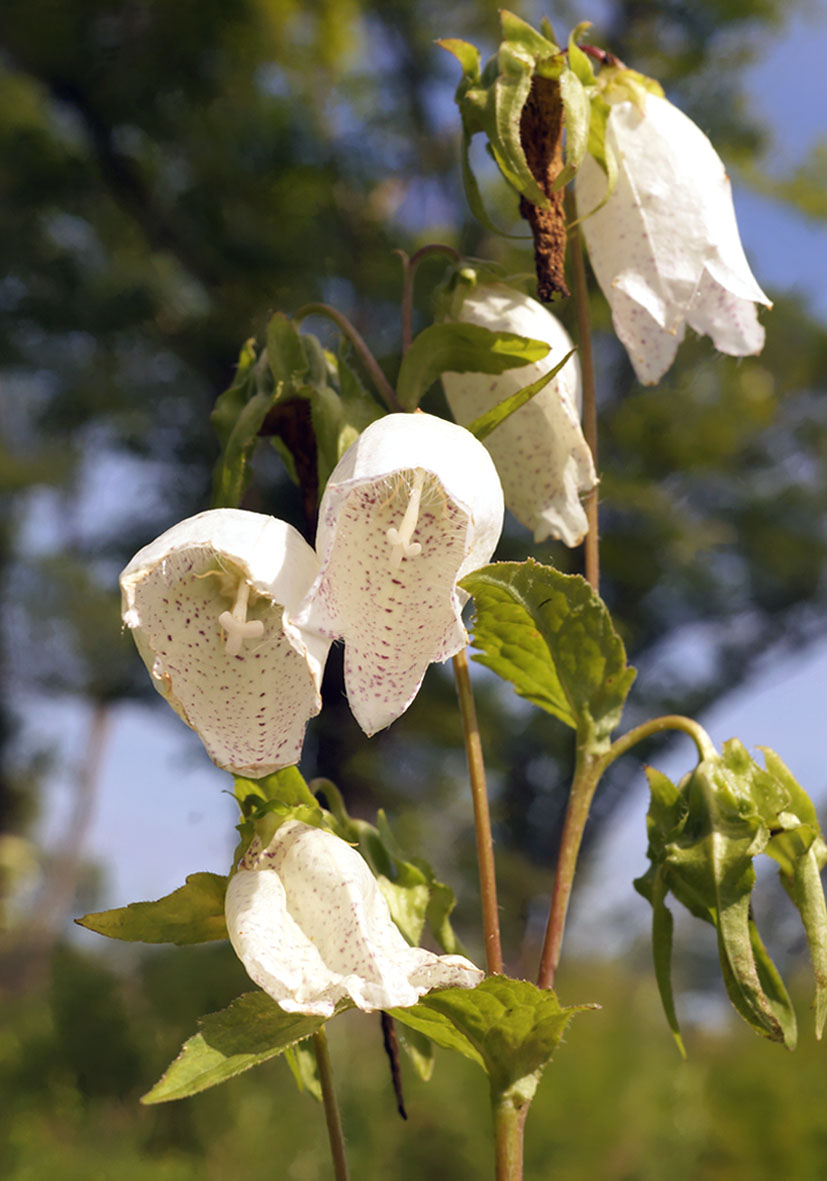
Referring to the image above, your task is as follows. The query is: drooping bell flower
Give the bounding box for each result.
[225,819,483,1016]
[575,92,771,386]
[294,413,504,735]
[120,509,330,777]
[442,282,597,546]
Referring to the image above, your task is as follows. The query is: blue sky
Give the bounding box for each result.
[31,3,827,950]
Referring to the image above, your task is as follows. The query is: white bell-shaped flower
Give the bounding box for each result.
[294,413,504,735]
[226,819,483,1016]
[575,93,771,386]
[442,282,597,546]
[120,509,330,777]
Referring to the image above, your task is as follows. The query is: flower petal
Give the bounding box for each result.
[226,820,483,1016]
[576,93,770,384]
[295,414,504,735]
[442,283,597,545]
[120,509,329,776]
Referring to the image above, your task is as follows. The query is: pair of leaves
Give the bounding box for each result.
[142,975,593,1107]
[634,740,827,1053]
[460,560,636,752]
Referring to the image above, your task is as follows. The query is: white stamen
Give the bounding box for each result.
[219,577,264,656]
[386,469,425,568]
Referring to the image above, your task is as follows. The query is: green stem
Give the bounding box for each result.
[493,1092,529,1181]
[566,191,599,591]
[537,715,716,990]
[313,1027,350,1181]
[294,302,401,412]
[397,243,462,353]
[453,647,504,976]
[596,714,717,776]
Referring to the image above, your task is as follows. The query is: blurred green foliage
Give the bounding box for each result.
[2,943,827,1179]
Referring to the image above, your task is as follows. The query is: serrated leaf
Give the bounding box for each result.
[283,1037,323,1101]
[76,873,227,945]
[141,992,327,1104]
[460,560,635,748]
[465,349,576,442]
[396,323,549,411]
[391,976,593,1098]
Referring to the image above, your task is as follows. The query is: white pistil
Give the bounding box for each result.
[386,469,425,568]
[219,578,264,656]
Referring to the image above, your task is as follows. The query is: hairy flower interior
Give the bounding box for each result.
[381,468,446,569]
[195,561,265,656]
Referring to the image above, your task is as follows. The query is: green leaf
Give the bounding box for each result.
[391,976,594,1099]
[234,766,320,811]
[396,323,549,411]
[283,1037,323,1101]
[458,128,530,240]
[141,992,327,1104]
[499,11,559,58]
[266,312,310,388]
[396,1023,435,1082]
[460,560,636,748]
[465,348,576,441]
[76,873,227,945]
[489,48,549,209]
[309,349,382,492]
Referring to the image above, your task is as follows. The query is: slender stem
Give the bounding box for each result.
[566,191,599,592]
[537,746,597,990]
[596,714,717,776]
[313,1027,350,1181]
[294,302,401,412]
[536,715,716,990]
[397,243,462,354]
[493,1093,529,1181]
[452,648,504,976]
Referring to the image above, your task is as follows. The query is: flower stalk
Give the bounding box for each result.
[313,1027,351,1181]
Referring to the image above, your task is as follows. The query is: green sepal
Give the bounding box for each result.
[141,992,334,1104]
[460,560,636,750]
[458,127,530,240]
[210,339,276,508]
[396,323,549,411]
[436,37,481,80]
[390,976,595,1100]
[395,1022,435,1082]
[283,1038,323,1101]
[554,67,590,191]
[465,348,576,442]
[567,24,596,87]
[75,873,227,946]
[309,347,383,492]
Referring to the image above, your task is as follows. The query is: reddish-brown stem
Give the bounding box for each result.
[294,302,401,412]
[567,191,599,591]
[452,648,504,976]
[397,243,461,353]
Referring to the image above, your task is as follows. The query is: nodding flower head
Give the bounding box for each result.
[442,282,597,546]
[575,91,771,385]
[225,819,483,1016]
[293,413,504,735]
[120,508,330,777]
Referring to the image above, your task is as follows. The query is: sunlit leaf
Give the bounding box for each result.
[76,873,227,945]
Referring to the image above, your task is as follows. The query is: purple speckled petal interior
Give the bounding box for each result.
[295,415,504,735]
[226,820,483,1016]
[120,509,329,776]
